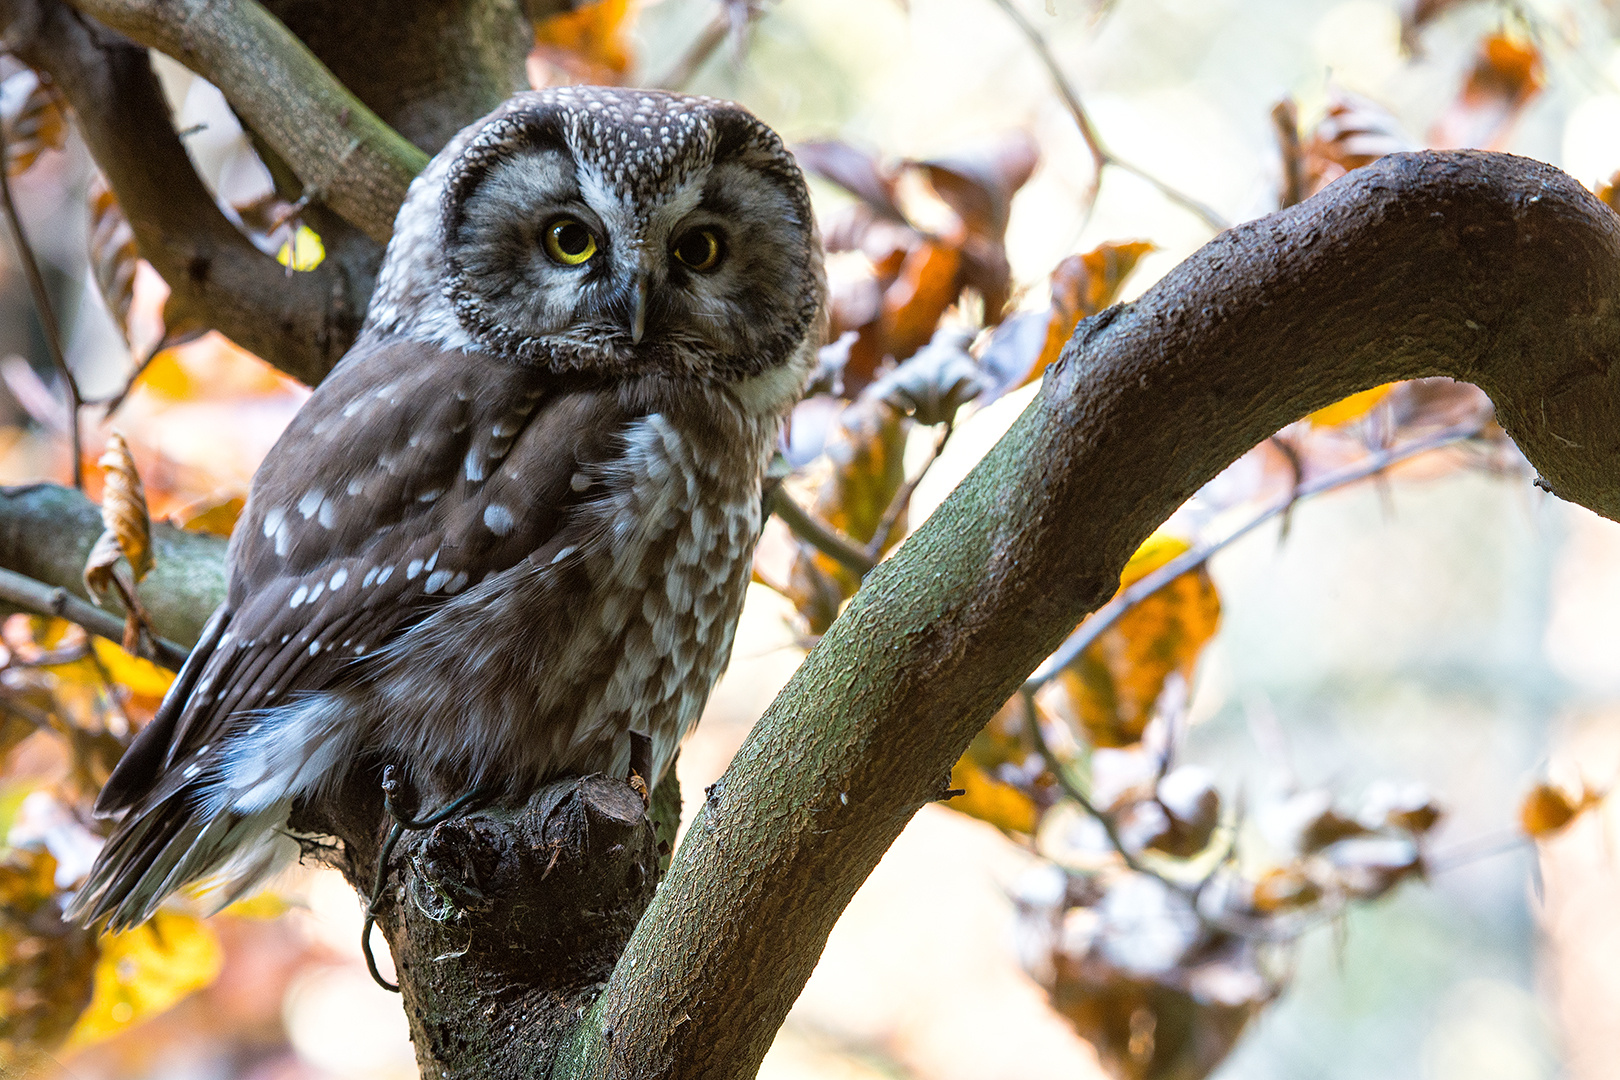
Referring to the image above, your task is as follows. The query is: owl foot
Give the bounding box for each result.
[361,766,493,992]
[628,732,652,809]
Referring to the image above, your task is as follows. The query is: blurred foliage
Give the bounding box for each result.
[0,0,1607,1078]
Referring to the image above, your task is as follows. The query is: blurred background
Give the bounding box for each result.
[5,0,1620,1077]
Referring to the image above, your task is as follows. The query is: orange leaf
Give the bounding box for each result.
[877,239,962,364]
[1021,241,1154,388]
[1055,533,1220,748]
[1,69,67,177]
[532,0,635,85]
[1520,781,1599,839]
[1428,32,1544,150]
[0,848,99,1064]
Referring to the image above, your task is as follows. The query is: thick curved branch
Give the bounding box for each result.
[555,151,1620,1076]
[0,0,365,384]
[63,0,428,244]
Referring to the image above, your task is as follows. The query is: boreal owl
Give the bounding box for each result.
[68,86,825,930]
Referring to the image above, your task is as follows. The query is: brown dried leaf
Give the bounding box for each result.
[87,175,140,350]
[1428,32,1544,150]
[1020,241,1155,389]
[1250,866,1321,914]
[1299,90,1410,198]
[1520,781,1599,839]
[794,140,906,222]
[918,131,1039,242]
[1,69,67,178]
[0,848,99,1066]
[531,0,635,85]
[1056,534,1221,748]
[93,432,152,583]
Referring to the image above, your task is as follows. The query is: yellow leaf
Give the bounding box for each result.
[1057,532,1220,748]
[276,223,326,272]
[64,911,222,1050]
[1520,781,1600,840]
[219,892,289,920]
[172,494,245,538]
[0,849,100,1060]
[91,637,175,700]
[1307,383,1393,427]
[945,699,1046,835]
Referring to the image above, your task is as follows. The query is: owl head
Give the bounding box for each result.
[365,87,825,393]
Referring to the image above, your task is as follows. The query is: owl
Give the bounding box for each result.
[67,87,825,931]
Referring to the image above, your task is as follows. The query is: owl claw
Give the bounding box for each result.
[362,767,493,992]
[628,733,652,809]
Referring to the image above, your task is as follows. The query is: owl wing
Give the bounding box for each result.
[95,333,634,817]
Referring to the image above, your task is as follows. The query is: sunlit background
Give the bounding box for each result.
[6,0,1620,1077]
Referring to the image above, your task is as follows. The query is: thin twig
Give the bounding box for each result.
[865,421,953,562]
[986,0,1229,233]
[769,488,877,576]
[652,9,730,90]
[0,565,188,669]
[0,120,83,488]
[1019,686,1175,884]
[1026,418,1486,690]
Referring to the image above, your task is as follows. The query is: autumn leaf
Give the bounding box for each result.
[171,493,245,538]
[0,848,99,1066]
[795,140,906,223]
[1054,533,1221,748]
[1428,32,1544,151]
[918,130,1040,319]
[1295,89,1410,200]
[0,69,67,177]
[1021,241,1155,389]
[91,638,175,701]
[64,911,223,1050]
[1520,781,1600,839]
[88,176,141,351]
[532,0,635,86]
[1250,866,1322,914]
[1307,383,1394,427]
[877,238,962,365]
[84,432,158,655]
[945,697,1050,835]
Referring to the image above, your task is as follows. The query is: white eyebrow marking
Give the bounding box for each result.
[484,504,515,536]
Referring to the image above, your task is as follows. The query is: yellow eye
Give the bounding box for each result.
[673,228,722,272]
[544,218,597,266]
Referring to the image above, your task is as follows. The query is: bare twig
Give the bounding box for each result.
[1026,418,1486,691]
[864,422,952,562]
[652,8,729,90]
[0,117,82,488]
[1272,98,1307,209]
[0,565,188,669]
[769,488,877,576]
[986,0,1229,233]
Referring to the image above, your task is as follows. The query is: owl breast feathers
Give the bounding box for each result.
[68,86,825,931]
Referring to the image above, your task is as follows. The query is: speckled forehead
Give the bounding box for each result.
[444,87,743,222]
[561,92,716,202]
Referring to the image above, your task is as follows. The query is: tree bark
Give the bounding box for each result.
[6,150,1620,1077]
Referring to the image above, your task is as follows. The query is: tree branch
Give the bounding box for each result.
[553,151,1620,1077]
[62,0,427,244]
[0,0,367,384]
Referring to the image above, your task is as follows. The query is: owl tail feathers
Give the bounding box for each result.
[63,796,296,932]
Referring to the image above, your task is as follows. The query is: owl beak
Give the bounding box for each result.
[630,272,648,345]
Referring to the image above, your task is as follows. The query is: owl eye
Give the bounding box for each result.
[543,218,598,266]
[672,228,723,272]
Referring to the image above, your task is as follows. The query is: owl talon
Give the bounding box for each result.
[362,767,493,992]
[628,733,652,809]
